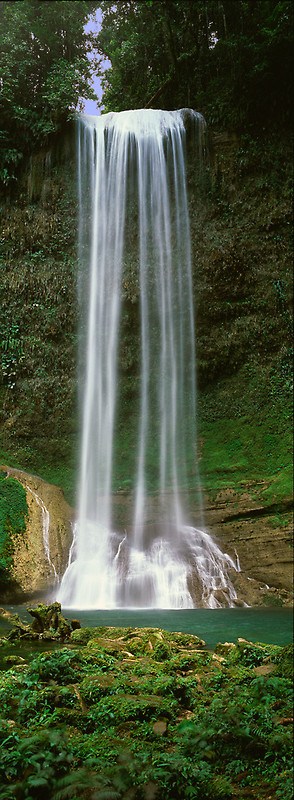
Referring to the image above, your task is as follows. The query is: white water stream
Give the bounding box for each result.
[58,109,239,609]
[26,486,58,580]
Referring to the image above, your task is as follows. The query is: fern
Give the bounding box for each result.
[52,768,120,800]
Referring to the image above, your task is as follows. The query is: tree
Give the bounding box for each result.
[95,0,293,131]
[0,0,98,185]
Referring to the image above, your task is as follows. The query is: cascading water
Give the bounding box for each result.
[26,486,58,581]
[58,108,239,609]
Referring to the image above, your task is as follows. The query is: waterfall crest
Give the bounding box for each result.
[58,108,238,609]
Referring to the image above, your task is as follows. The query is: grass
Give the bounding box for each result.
[0,445,76,505]
[198,359,293,505]
[199,413,292,500]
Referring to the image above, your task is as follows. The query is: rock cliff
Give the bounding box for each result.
[0,466,72,600]
[0,465,291,607]
[0,123,292,603]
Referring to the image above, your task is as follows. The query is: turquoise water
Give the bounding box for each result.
[64,608,293,649]
[1,607,292,651]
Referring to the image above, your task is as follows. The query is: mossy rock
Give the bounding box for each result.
[26,648,83,684]
[215,642,236,657]
[231,639,282,667]
[168,650,213,672]
[86,636,133,656]
[27,602,72,639]
[164,631,206,649]
[2,654,26,667]
[152,640,172,661]
[88,693,177,727]
[51,706,87,730]
[138,674,176,697]
[79,673,116,704]
[70,626,119,644]
[70,625,205,659]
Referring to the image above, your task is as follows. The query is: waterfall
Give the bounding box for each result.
[58,108,239,609]
[26,486,58,581]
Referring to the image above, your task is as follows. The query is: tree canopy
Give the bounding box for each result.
[0,0,292,186]
[0,0,97,185]
[96,0,293,131]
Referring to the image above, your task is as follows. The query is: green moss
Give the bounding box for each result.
[0,473,28,585]
[88,693,176,727]
[262,593,284,607]
[199,362,292,505]
[0,623,292,800]
[0,446,76,504]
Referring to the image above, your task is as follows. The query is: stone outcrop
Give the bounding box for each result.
[0,466,73,599]
[204,485,293,607]
[1,465,292,607]
[0,602,80,642]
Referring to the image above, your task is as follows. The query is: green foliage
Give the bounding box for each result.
[0,322,24,390]
[0,626,293,800]
[229,640,281,668]
[274,643,294,679]
[0,727,74,800]
[96,1,293,133]
[152,640,172,662]
[0,473,27,585]
[198,356,293,502]
[88,693,175,729]
[26,648,84,685]
[0,0,97,185]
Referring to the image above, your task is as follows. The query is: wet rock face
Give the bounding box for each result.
[0,466,73,599]
[204,486,293,607]
[0,465,292,607]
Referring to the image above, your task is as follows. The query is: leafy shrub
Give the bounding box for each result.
[88,693,176,728]
[152,641,172,661]
[276,767,294,800]
[151,752,213,800]
[274,644,294,679]
[0,728,73,799]
[26,649,82,684]
[168,650,212,672]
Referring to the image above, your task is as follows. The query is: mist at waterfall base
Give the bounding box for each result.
[57,108,240,610]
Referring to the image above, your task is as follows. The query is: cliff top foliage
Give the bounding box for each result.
[0,0,293,186]
[97,0,293,131]
[0,0,97,186]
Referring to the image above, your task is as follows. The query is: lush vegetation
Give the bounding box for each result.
[0,0,97,186]
[0,6,292,790]
[0,1,292,600]
[1,0,292,187]
[97,0,293,132]
[0,620,293,800]
[0,473,27,587]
